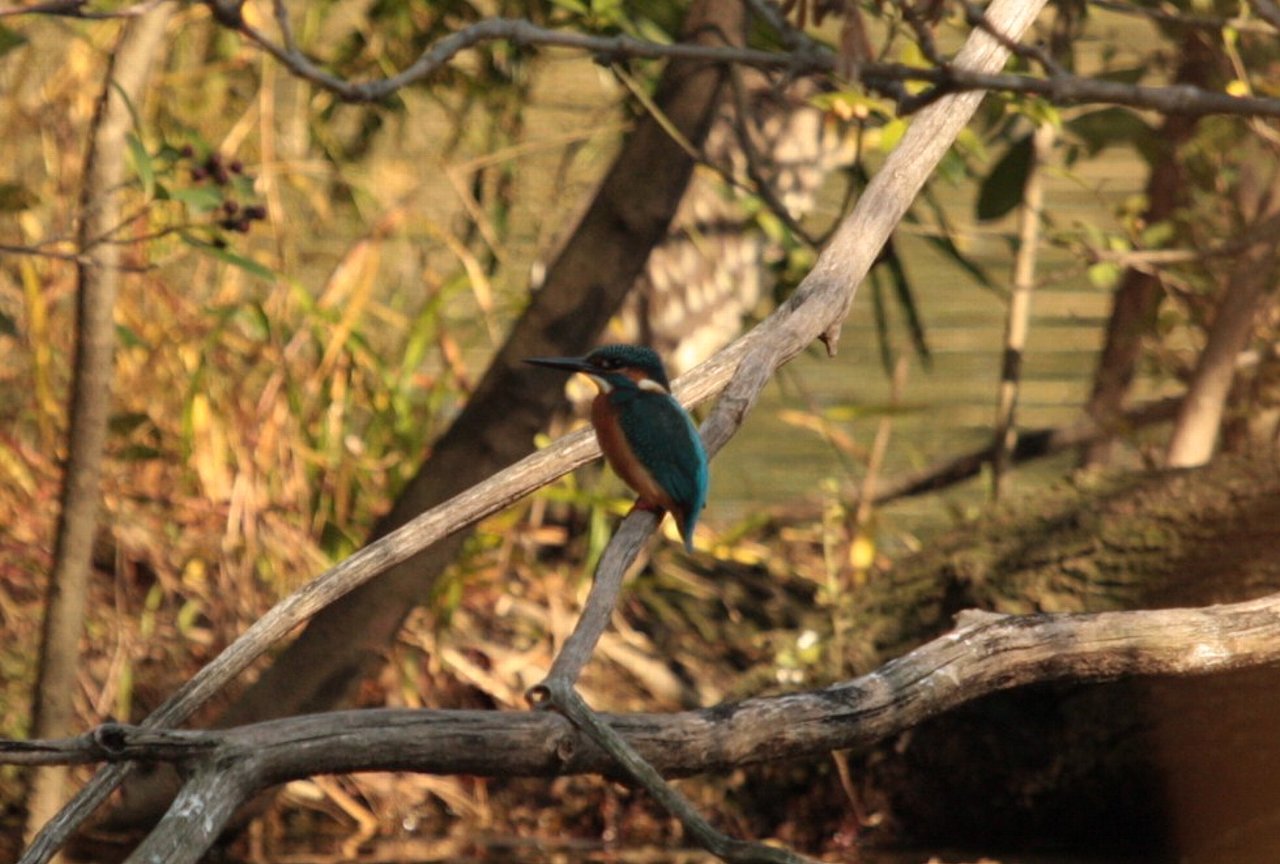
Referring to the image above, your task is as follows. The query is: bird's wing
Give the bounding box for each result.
[613,390,708,517]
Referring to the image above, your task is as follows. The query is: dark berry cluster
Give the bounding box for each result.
[174,145,267,234]
[184,147,244,186]
[217,199,267,233]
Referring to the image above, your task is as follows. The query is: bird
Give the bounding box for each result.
[526,345,708,552]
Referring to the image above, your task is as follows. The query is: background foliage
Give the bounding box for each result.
[2,0,1279,859]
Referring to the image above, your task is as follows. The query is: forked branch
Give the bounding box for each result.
[9,591,1280,863]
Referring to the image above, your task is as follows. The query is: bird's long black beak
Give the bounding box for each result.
[525,355,593,374]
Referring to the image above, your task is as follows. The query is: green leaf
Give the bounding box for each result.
[634,15,673,45]
[115,323,146,349]
[164,184,223,213]
[109,79,145,138]
[977,133,1033,221]
[109,411,151,435]
[176,599,204,636]
[238,300,272,341]
[0,181,36,212]
[181,234,275,281]
[118,444,163,461]
[206,246,275,281]
[1064,107,1152,156]
[917,185,996,292]
[1141,220,1176,248]
[1021,99,1061,129]
[871,240,931,368]
[0,25,28,59]
[127,133,155,199]
[879,117,908,153]
[1087,261,1122,290]
[591,0,624,24]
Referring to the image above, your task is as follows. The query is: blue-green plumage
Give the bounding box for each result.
[526,345,708,551]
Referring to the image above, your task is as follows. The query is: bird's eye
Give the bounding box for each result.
[595,356,619,370]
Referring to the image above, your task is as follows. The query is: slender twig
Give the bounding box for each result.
[1245,0,1280,30]
[900,0,945,67]
[7,0,1280,118]
[0,243,90,264]
[854,356,908,534]
[0,0,162,19]
[607,57,828,255]
[962,0,1068,78]
[531,513,659,696]
[539,682,818,864]
[1088,0,1274,31]
[611,64,706,162]
[744,0,816,54]
[991,122,1052,498]
[862,396,1183,505]
[219,10,1280,119]
[24,2,173,847]
[892,62,1280,117]
[269,0,297,55]
[727,67,820,246]
[1079,208,1280,272]
[236,15,814,103]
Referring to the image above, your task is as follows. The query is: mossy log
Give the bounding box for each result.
[848,452,1280,860]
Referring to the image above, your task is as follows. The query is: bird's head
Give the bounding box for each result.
[525,344,672,394]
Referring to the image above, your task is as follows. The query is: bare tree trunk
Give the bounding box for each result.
[1166,143,1280,467]
[1164,277,1272,468]
[992,122,1052,497]
[24,4,174,846]
[1166,277,1277,462]
[1079,34,1213,468]
[107,0,745,828]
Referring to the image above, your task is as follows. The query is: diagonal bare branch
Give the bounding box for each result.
[12,587,1280,861]
[1245,0,1280,30]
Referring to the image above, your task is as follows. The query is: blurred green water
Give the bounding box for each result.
[711,149,1164,551]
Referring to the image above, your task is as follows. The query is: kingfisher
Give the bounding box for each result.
[526,344,708,552]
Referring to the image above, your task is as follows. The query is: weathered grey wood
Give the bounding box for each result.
[9,590,1280,864]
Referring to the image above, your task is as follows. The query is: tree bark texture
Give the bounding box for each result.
[856,452,1280,662]
[846,452,1280,856]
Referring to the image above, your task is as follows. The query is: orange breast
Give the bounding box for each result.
[591,395,676,513]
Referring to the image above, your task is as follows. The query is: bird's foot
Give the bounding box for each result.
[629,499,665,515]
